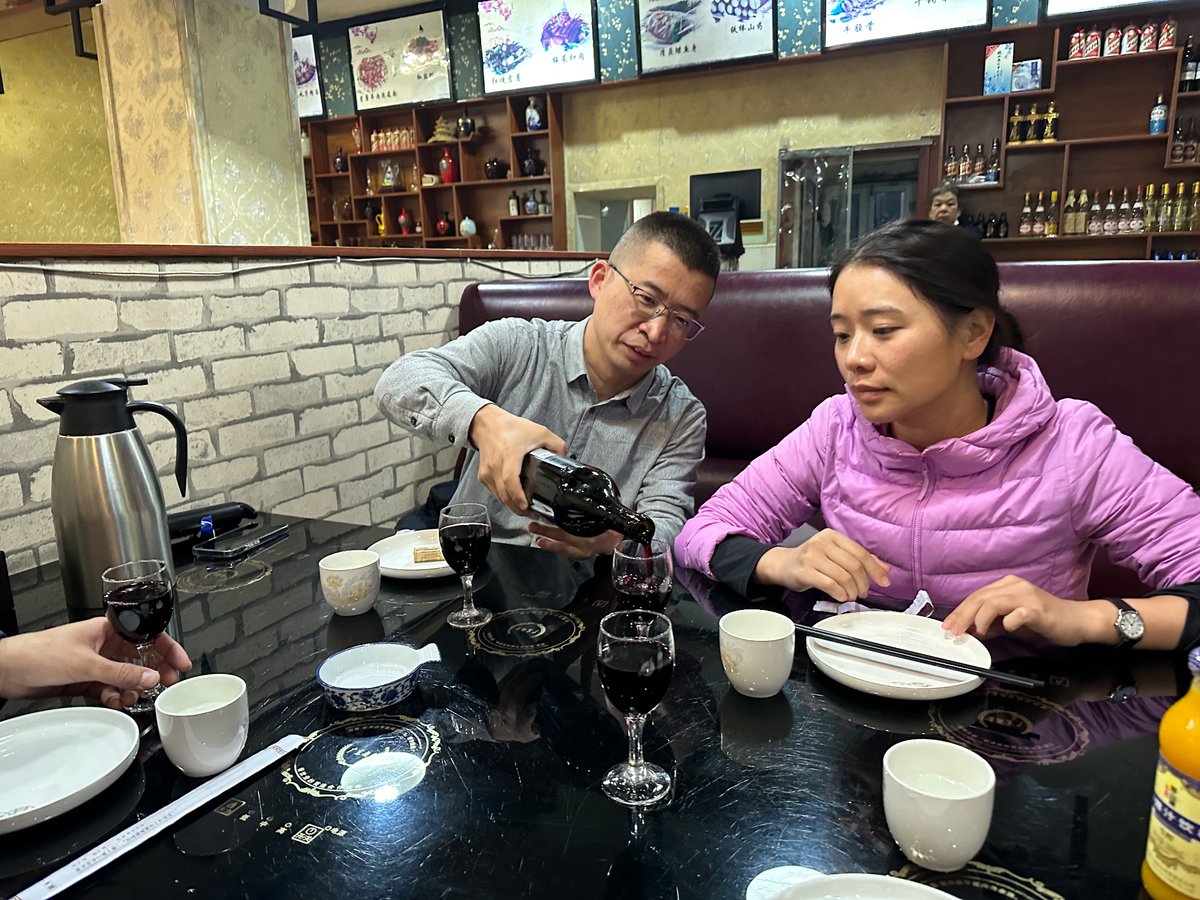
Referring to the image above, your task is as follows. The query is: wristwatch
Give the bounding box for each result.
[1104,597,1145,647]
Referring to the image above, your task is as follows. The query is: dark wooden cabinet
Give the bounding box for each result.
[304,93,565,250]
[941,10,1200,260]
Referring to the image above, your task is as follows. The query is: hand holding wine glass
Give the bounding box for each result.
[439,502,493,629]
[102,558,177,714]
[597,609,675,806]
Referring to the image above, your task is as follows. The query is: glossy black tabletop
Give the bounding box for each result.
[0,514,1180,899]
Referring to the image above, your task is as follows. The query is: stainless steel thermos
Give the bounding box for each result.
[38,378,188,610]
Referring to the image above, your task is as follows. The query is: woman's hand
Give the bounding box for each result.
[942,575,1108,646]
[753,528,890,601]
[0,618,192,710]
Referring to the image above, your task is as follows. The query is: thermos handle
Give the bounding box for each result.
[128,400,188,497]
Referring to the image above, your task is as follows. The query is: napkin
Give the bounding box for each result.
[814,589,935,617]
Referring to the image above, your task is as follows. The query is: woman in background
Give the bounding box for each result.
[674,219,1200,651]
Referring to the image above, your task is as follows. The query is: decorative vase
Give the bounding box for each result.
[525,96,544,131]
[439,147,458,184]
[521,147,545,177]
[456,110,476,139]
[524,189,539,216]
[397,208,413,235]
[333,147,347,172]
[436,211,453,236]
[459,215,477,237]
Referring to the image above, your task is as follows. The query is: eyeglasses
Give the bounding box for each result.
[607,262,706,341]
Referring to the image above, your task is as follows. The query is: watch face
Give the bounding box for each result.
[1117,609,1146,642]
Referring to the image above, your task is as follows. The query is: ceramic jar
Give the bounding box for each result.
[524,189,539,215]
[459,215,477,237]
[484,157,510,180]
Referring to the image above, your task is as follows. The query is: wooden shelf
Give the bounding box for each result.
[500,214,552,222]
[1055,48,1180,68]
[316,172,350,179]
[946,89,1052,105]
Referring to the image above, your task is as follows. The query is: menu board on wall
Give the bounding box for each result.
[1045,0,1171,16]
[637,0,776,74]
[293,34,324,118]
[823,0,987,49]
[478,0,598,93]
[350,12,452,111]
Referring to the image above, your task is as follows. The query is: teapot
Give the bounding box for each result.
[38,378,187,610]
[484,157,510,180]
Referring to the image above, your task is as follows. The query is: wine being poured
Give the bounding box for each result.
[520,450,655,545]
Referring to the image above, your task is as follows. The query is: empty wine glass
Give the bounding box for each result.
[612,538,673,614]
[597,610,675,806]
[102,559,176,714]
[439,502,493,629]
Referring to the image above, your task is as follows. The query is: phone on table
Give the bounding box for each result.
[192,521,289,561]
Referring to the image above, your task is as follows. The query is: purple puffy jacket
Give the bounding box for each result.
[675,350,1200,611]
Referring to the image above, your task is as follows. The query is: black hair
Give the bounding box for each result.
[827,219,1024,366]
[930,182,961,204]
[611,211,721,281]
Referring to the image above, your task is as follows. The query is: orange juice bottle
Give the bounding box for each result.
[1142,647,1200,899]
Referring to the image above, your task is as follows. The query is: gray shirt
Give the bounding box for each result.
[374,317,706,547]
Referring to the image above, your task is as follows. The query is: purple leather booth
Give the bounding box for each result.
[459,262,1200,595]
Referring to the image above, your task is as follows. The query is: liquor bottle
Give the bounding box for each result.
[1019,192,1033,236]
[1172,182,1188,231]
[1159,16,1177,51]
[972,144,986,182]
[997,211,1009,238]
[1045,190,1060,237]
[520,449,655,544]
[1103,189,1118,234]
[1104,23,1123,57]
[1185,118,1198,162]
[958,143,972,182]
[1141,647,1200,899]
[1074,188,1089,234]
[986,138,1001,183]
[944,144,958,181]
[1008,105,1024,143]
[1171,118,1186,163]
[1122,21,1140,54]
[1190,182,1200,231]
[1130,185,1145,233]
[1087,189,1104,235]
[1181,35,1196,92]
[1150,94,1169,134]
[1139,19,1158,53]
[1159,182,1174,232]
[1068,25,1086,59]
[1145,183,1158,231]
[1062,190,1078,235]
[1117,187,1132,233]
[508,190,520,217]
[1032,191,1047,236]
[985,213,998,238]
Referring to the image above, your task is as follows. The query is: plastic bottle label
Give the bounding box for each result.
[1144,754,1200,896]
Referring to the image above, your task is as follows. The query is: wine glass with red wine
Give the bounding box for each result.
[612,538,673,613]
[597,609,675,806]
[439,502,493,629]
[102,558,176,714]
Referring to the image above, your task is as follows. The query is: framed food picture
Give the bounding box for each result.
[636,0,775,75]
[478,0,598,94]
[823,0,988,50]
[350,11,452,111]
[292,34,324,119]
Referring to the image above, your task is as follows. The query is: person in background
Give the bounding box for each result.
[375,211,720,559]
[928,182,961,226]
[0,618,191,710]
[675,219,1200,652]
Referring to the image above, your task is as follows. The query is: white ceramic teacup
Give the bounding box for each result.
[155,674,249,778]
[882,738,995,872]
[319,550,381,616]
[718,609,796,698]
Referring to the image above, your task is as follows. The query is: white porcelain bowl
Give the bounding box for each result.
[316,642,441,711]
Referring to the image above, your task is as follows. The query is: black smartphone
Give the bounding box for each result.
[192,522,289,561]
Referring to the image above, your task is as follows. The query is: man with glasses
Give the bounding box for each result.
[375,211,720,558]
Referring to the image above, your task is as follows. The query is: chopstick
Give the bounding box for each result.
[796,622,1044,690]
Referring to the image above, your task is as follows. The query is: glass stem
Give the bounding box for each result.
[625,713,647,769]
[461,573,476,614]
[136,641,162,672]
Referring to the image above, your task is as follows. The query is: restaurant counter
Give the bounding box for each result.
[0,514,1180,899]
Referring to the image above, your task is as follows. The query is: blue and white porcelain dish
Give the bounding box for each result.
[317,643,441,711]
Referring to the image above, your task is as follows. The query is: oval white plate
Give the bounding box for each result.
[776,873,954,900]
[368,529,454,579]
[806,610,990,701]
[0,707,139,834]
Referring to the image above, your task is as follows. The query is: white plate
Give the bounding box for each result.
[776,873,954,900]
[368,529,454,579]
[0,707,139,834]
[806,610,990,701]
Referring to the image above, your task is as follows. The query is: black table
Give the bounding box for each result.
[0,514,1179,899]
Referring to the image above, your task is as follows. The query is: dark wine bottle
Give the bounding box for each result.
[520,449,654,544]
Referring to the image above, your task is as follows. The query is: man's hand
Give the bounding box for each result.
[942,575,1106,646]
[528,521,622,559]
[0,618,192,710]
[753,528,890,601]
[469,405,568,516]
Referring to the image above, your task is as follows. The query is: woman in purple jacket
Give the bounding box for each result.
[674,219,1200,651]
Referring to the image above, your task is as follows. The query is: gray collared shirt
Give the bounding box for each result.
[375,317,706,547]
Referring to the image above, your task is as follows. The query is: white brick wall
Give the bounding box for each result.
[0,254,580,572]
